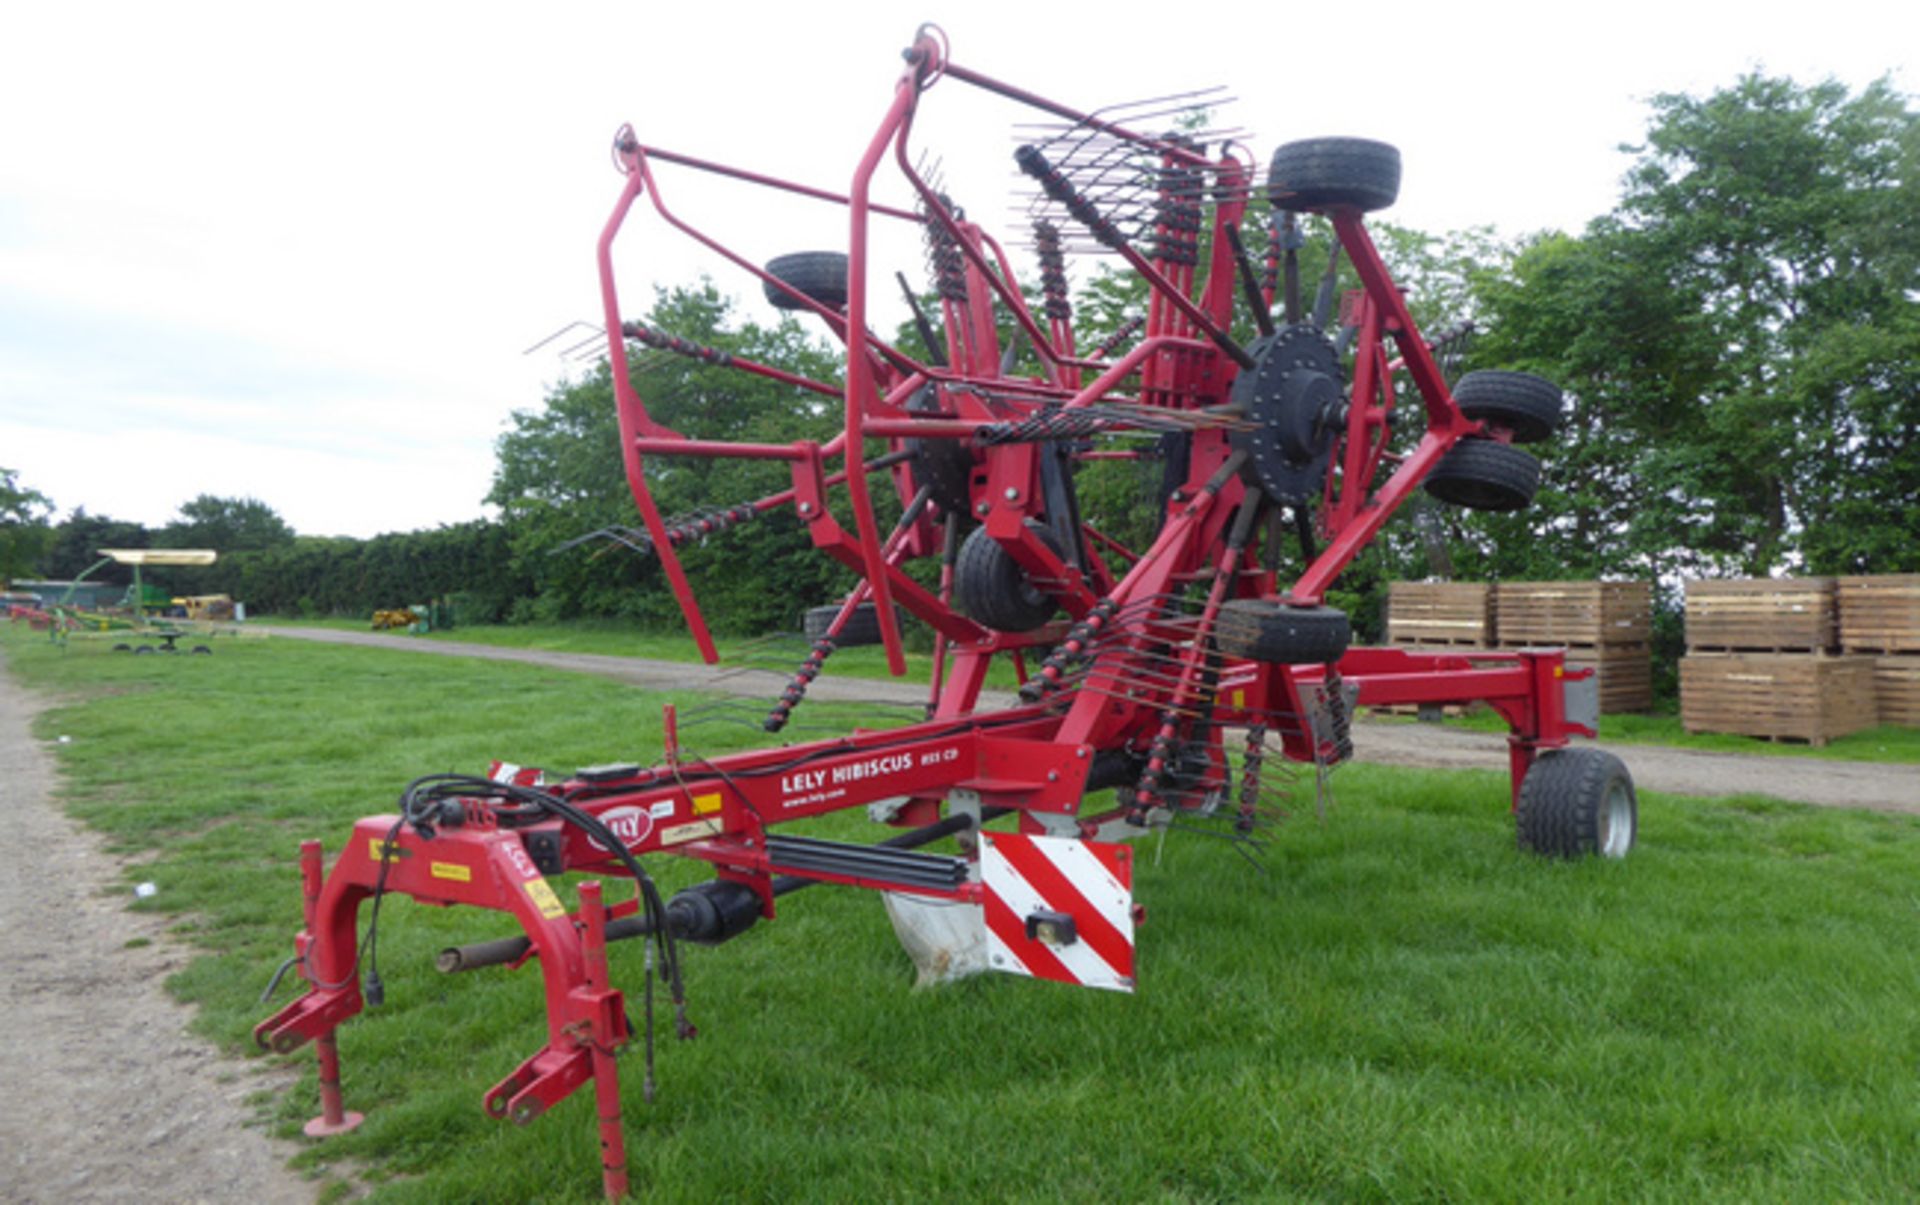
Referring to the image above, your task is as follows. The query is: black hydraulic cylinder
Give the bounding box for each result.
[434,808,1008,973]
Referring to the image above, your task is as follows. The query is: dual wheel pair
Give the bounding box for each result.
[1266,136,1563,513]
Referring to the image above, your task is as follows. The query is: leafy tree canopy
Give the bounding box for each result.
[1474,73,1920,578]
[0,467,55,584]
[159,494,296,552]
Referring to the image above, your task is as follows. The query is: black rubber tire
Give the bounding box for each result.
[1453,370,1564,444]
[133,645,154,655]
[1267,138,1401,213]
[112,643,131,652]
[1214,600,1351,665]
[1516,747,1637,859]
[955,523,1062,633]
[190,645,213,655]
[802,602,898,647]
[1424,439,1540,512]
[763,251,849,311]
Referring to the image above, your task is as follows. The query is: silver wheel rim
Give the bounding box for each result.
[1596,779,1634,858]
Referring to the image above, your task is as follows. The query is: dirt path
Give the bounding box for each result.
[1349,719,1918,814]
[269,626,1918,814]
[0,650,315,1204]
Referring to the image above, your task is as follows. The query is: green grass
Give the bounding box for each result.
[249,614,1022,689]
[1396,703,1920,764]
[10,626,1920,1200]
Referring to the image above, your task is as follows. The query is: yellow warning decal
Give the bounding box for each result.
[369,838,406,863]
[523,877,568,919]
[692,791,723,816]
[429,862,472,883]
[659,818,724,847]
[1230,689,1245,709]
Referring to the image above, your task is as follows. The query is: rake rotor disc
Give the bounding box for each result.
[1230,324,1345,505]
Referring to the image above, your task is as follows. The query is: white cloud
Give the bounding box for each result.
[0,0,1908,536]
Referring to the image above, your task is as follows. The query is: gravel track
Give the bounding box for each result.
[0,648,315,1204]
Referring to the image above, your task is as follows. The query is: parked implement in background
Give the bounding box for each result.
[173,594,235,621]
[260,27,1632,1200]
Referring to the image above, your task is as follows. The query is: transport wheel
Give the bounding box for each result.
[955,524,1061,633]
[112,643,131,652]
[1453,370,1564,444]
[190,645,213,654]
[133,645,155,655]
[1424,439,1540,512]
[1267,137,1401,213]
[1515,747,1636,859]
[1214,600,1351,664]
[802,602,895,647]
[763,251,849,310]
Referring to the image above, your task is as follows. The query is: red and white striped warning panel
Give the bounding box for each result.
[487,760,546,787]
[980,833,1135,993]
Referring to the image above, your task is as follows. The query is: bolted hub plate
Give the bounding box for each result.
[906,384,978,521]
[1229,324,1344,504]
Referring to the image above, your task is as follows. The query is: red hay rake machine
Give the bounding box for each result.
[257,26,1637,1199]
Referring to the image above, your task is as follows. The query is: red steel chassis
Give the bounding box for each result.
[257,27,1592,1199]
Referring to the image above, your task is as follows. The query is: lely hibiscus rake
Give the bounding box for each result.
[258,26,1633,1199]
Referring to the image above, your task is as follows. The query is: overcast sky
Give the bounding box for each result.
[1,0,1910,539]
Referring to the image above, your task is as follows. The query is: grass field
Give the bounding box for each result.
[9,626,1920,1200]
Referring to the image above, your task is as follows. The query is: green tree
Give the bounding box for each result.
[160,494,296,551]
[489,282,851,632]
[0,468,55,584]
[1475,73,1920,578]
[38,509,154,584]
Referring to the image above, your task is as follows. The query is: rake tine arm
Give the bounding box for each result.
[596,155,718,662]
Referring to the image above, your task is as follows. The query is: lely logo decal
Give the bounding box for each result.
[590,805,654,851]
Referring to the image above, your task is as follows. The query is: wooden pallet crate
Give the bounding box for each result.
[1495,580,1651,646]
[1685,578,1836,653]
[1838,575,1920,653]
[1679,653,1876,745]
[1385,581,1492,646]
[1563,643,1654,714]
[1872,656,1920,728]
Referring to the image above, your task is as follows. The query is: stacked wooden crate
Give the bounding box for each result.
[1494,581,1653,713]
[1381,582,1493,715]
[1384,582,1492,648]
[1837,575,1920,728]
[1680,578,1877,744]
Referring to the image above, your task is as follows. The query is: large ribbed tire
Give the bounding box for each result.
[1267,138,1401,213]
[1516,747,1637,859]
[1424,439,1540,512]
[763,251,849,310]
[803,602,897,647]
[1453,370,1564,444]
[1215,600,1350,665]
[955,524,1062,633]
